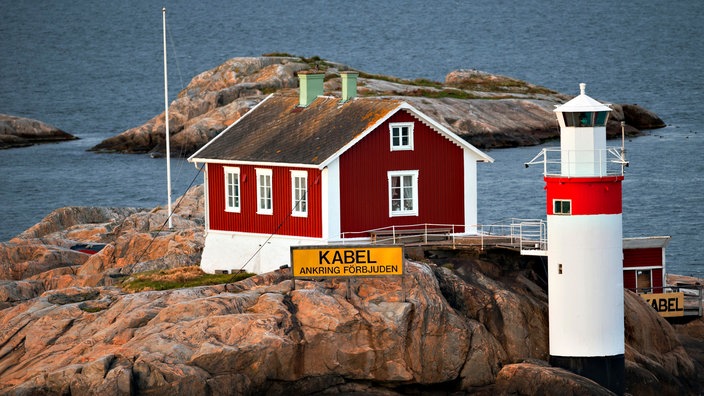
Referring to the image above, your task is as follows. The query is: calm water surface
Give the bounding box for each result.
[1,0,702,276]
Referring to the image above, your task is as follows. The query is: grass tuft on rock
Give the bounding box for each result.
[121,266,254,292]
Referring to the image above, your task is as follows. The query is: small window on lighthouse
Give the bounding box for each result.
[554,199,571,215]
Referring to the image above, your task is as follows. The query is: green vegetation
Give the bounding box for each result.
[121,266,255,293]
[449,77,557,95]
[410,78,443,88]
[357,71,444,88]
[261,86,279,95]
[261,53,556,97]
[262,52,296,58]
[79,305,106,313]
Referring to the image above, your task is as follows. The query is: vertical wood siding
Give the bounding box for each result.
[652,268,664,291]
[622,247,664,291]
[339,110,465,235]
[207,163,322,237]
[623,247,663,268]
[623,270,636,290]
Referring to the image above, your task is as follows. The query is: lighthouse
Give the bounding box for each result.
[528,83,627,394]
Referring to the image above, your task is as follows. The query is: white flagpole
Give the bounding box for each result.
[163,7,173,229]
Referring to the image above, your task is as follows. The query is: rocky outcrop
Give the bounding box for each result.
[624,289,697,394]
[0,241,700,394]
[0,280,45,310]
[90,56,665,156]
[90,57,307,155]
[494,362,614,395]
[0,114,76,149]
[0,185,205,294]
[0,186,700,394]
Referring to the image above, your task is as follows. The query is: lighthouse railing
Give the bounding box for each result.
[525,147,628,177]
[514,219,547,254]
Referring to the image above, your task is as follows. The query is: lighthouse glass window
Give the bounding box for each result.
[563,111,609,127]
[388,170,418,216]
[554,199,571,215]
[390,122,414,151]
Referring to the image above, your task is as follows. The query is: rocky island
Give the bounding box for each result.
[0,186,702,394]
[0,114,77,149]
[88,55,665,157]
[1,56,695,394]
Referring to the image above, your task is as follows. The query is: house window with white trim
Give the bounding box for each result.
[389,122,414,151]
[224,167,240,212]
[256,168,273,215]
[291,170,307,217]
[553,199,571,215]
[388,170,419,216]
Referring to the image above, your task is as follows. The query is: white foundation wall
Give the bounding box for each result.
[200,230,324,274]
[547,214,624,357]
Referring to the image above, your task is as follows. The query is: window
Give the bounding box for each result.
[553,199,571,215]
[224,167,240,212]
[388,170,418,216]
[256,168,272,214]
[562,111,609,127]
[291,170,308,217]
[389,122,414,151]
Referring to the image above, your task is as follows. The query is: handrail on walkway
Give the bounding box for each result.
[338,219,547,252]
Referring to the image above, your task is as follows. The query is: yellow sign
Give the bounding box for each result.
[641,292,685,317]
[291,245,404,278]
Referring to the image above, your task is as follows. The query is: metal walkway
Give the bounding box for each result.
[339,219,548,255]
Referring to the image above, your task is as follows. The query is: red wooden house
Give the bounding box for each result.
[188,71,493,274]
[623,236,670,293]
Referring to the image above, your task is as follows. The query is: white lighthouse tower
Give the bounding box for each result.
[527,83,627,394]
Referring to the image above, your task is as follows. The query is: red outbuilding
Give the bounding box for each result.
[623,236,670,293]
[188,71,493,274]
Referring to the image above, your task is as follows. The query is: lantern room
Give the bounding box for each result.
[553,83,613,177]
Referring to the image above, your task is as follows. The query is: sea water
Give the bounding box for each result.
[1,0,702,277]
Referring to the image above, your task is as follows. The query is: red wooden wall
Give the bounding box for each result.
[623,271,636,290]
[624,247,662,268]
[339,110,465,235]
[622,247,664,291]
[207,163,322,237]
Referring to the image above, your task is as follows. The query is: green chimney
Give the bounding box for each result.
[298,71,325,107]
[341,71,358,102]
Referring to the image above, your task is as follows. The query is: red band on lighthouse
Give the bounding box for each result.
[545,175,623,216]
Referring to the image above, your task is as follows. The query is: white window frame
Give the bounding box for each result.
[291,170,308,217]
[256,168,273,215]
[389,122,414,151]
[224,166,240,213]
[553,199,572,215]
[388,170,419,216]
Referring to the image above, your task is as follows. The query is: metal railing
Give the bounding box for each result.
[477,219,547,253]
[340,223,459,246]
[338,219,547,253]
[525,147,628,177]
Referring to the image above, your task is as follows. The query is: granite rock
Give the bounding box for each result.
[90,56,664,156]
[0,114,76,149]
